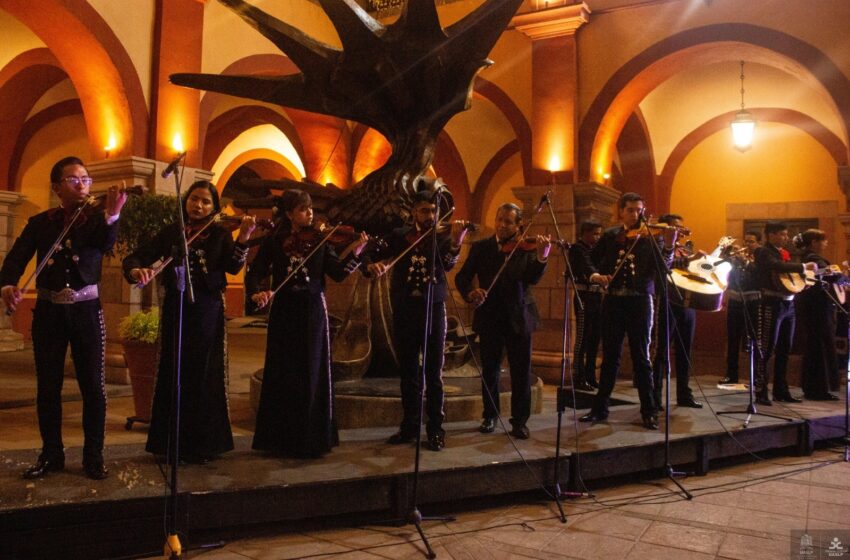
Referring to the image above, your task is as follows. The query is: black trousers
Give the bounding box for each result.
[653,301,695,403]
[800,299,838,398]
[726,298,759,380]
[394,297,446,436]
[572,291,602,385]
[756,297,795,396]
[479,315,532,425]
[31,298,106,462]
[592,294,657,416]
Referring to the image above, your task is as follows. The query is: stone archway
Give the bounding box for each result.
[0,0,148,158]
[579,24,850,187]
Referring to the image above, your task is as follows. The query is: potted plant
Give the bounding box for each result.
[119,307,159,429]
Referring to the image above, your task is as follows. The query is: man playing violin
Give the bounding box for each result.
[367,188,469,451]
[721,230,761,385]
[568,221,604,391]
[580,192,676,430]
[455,202,551,440]
[1,156,127,480]
[752,221,817,405]
[651,214,703,410]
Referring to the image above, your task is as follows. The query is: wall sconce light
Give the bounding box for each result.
[730,60,756,152]
[172,132,184,156]
[104,134,117,159]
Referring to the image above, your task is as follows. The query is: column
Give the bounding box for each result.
[0,191,25,351]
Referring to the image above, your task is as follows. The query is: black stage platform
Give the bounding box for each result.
[1,384,846,559]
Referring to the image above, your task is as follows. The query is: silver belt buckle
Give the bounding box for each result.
[56,287,78,304]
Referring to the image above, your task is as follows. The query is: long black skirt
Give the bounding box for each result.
[252,289,338,458]
[146,289,234,458]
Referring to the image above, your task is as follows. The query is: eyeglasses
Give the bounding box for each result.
[60,176,94,188]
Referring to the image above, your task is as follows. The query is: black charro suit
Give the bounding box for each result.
[0,208,118,465]
[382,226,460,439]
[586,226,673,420]
[455,235,547,427]
[753,243,805,399]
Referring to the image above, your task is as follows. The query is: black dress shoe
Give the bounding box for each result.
[478,418,497,434]
[755,396,773,406]
[586,379,599,389]
[677,398,703,409]
[509,424,530,440]
[83,460,109,480]
[641,414,659,430]
[579,411,608,422]
[386,431,416,445]
[426,431,445,451]
[774,393,803,403]
[719,376,739,384]
[22,455,65,479]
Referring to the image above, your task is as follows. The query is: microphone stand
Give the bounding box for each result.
[403,188,454,559]
[540,191,591,523]
[163,161,195,559]
[717,262,792,427]
[814,279,850,461]
[643,220,692,500]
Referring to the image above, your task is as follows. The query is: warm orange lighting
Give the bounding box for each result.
[547,155,562,173]
[104,133,117,158]
[172,132,184,154]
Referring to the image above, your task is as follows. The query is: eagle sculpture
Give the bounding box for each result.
[171,0,523,232]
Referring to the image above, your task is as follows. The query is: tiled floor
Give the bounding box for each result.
[190,448,849,559]
[2,343,848,559]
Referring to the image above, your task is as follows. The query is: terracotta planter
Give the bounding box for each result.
[121,339,157,424]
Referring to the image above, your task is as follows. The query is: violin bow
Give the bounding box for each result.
[383,209,456,272]
[135,212,230,289]
[6,196,98,315]
[255,224,342,310]
[481,196,550,297]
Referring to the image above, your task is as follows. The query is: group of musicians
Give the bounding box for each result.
[570,192,844,432]
[1,158,844,479]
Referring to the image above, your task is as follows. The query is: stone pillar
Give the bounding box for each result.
[0,190,25,351]
[513,3,590,184]
[513,183,576,381]
[573,181,620,227]
[87,157,213,383]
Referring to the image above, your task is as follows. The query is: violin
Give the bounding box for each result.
[215,215,274,232]
[623,222,691,239]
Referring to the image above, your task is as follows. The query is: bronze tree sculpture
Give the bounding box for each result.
[172,0,522,232]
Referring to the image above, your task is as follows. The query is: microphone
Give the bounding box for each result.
[536,191,550,213]
[161,151,187,178]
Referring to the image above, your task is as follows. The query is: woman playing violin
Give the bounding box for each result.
[794,229,841,401]
[122,180,257,464]
[247,189,367,459]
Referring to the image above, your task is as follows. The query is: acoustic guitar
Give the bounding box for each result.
[669,236,735,312]
[776,263,846,295]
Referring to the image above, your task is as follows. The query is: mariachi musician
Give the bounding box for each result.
[455,202,550,440]
[0,156,127,480]
[721,230,761,385]
[367,188,469,451]
[580,192,677,430]
[794,229,841,401]
[651,214,704,409]
[752,221,816,405]
[568,221,603,391]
